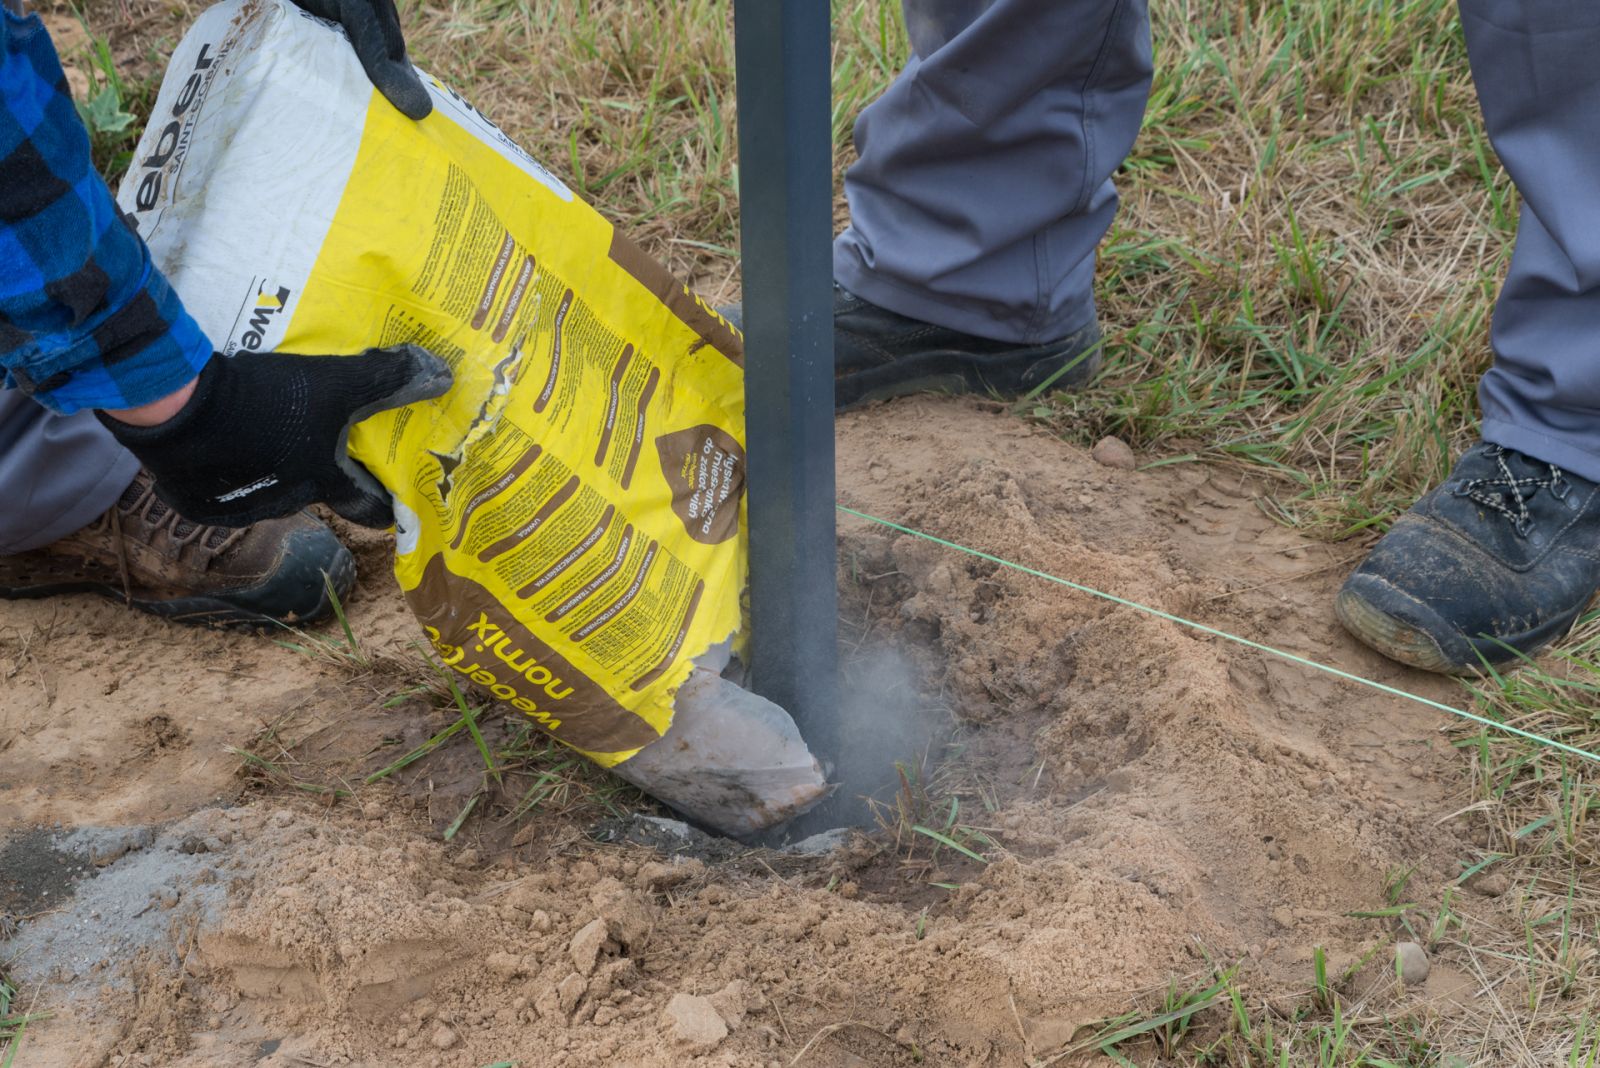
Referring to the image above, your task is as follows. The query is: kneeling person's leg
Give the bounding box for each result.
[0,390,139,555]
[0,392,355,627]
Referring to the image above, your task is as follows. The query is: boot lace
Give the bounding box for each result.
[1451,444,1570,539]
[107,473,247,562]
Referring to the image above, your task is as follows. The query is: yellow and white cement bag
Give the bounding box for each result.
[118,0,827,834]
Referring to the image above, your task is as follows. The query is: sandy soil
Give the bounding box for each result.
[1,398,1500,1066]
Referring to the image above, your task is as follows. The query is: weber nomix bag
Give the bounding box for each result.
[118,0,826,832]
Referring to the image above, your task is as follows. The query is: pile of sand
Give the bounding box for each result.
[2,398,1497,1066]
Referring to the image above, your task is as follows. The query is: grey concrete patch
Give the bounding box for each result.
[782,827,854,856]
[5,814,234,999]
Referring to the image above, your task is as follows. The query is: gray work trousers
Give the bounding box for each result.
[834,0,1152,348]
[835,0,1600,482]
[0,394,138,554]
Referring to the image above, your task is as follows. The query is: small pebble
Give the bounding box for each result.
[636,859,703,891]
[1091,436,1137,470]
[708,980,749,1031]
[663,992,729,1049]
[534,984,562,1022]
[430,1025,457,1051]
[569,918,609,976]
[486,951,525,979]
[557,973,587,1015]
[1395,941,1430,985]
[1468,871,1509,897]
[362,801,385,820]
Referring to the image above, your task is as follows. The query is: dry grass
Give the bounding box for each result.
[45,0,1600,1062]
[228,610,647,843]
[1043,0,1502,540]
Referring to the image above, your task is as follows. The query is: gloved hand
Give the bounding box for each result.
[99,345,452,528]
[289,0,433,120]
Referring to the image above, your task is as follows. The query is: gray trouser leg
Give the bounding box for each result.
[1463,2,1600,481]
[0,391,139,554]
[833,0,1152,345]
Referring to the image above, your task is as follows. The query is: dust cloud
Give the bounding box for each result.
[769,642,947,840]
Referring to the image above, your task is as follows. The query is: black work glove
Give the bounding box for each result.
[99,345,451,528]
[290,0,433,120]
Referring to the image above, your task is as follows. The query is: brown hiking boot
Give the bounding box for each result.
[0,470,355,627]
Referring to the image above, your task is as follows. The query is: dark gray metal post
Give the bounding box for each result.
[732,0,840,775]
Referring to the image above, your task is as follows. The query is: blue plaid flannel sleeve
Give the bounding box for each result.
[0,9,212,414]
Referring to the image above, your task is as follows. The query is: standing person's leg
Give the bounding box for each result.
[1465,3,1600,476]
[1338,1,1600,672]
[839,0,1150,344]
[824,0,1151,405]
[0,391,138,555]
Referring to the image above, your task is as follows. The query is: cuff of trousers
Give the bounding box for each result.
[1482,418,1600,486]
[0,444,138,554]
[833,241,1099,348]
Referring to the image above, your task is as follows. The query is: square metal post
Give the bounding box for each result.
[732,0,840,774]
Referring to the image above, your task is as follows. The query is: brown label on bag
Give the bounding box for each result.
[656,425,744,545]
[534,288,573,414]
[492,255,535,342]
[405,553,660,753]
[608,230,743,365]
[595,344,634,466]
[448,442,542,551]
[472,231,517,329]
[477,474,578,563]
[619,366,659,491]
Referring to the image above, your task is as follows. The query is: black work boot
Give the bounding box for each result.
[1337,442,1600,673]
[0,469,355,627]
[722,285,1102,409]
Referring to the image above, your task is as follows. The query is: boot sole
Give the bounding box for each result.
[837,329,1103,410]
[1335,578,1582,675]
[0,532,356,630]
[718,301,1104,410]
